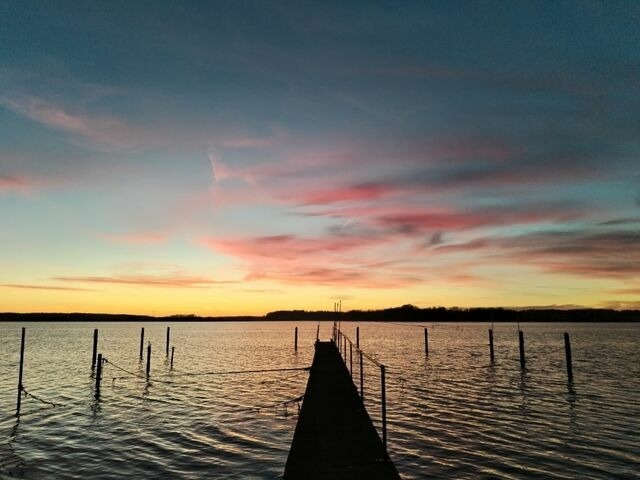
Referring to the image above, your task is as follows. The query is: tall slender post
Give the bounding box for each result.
[343,336,347,361]
[91,328,98,370]
[381,364,387,451]
[166,326,170,357]
[139,327,145,360]
[316,324,320,341]
[564,332,573,381]
[356,326,360,349]
[424,327,429,356]
[359,351,364,400]
[16,327,26,416]
[519,330,525,369]
[95,353,102,399]
[294,327,298,351]
[489,328,495,363]
[170,346,175,369]
[349,342,353,376]
[146,342,151,378]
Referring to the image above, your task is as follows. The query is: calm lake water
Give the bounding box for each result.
[0,321,638,479]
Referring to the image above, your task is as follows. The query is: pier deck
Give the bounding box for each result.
[284,341,401,479]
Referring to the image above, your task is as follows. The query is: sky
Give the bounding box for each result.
[1,1,639,315]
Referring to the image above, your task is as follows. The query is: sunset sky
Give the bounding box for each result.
[1,1,639,315]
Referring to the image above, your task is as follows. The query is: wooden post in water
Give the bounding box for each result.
[316,324,320,341]
[359,350,364,400]
[349,342,353,376]
[91,328,98,370]
[166,327,170,357]
[294,327,298,351]
[16,327,25,416]
[95,353,102,399]
[564,332,573,381]
[170,346,175,369]
[424,327,429,356]
[139,327,145,360]
[356,326,360,349]
[489,328,495,363]
[381,364,387,451]
[146,342,151,378]
[518,330,525,369]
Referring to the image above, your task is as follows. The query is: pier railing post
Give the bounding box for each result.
[343,336,347,361]
[16,327,25,416]
[146,342,151,379]
[424,327,429,356]
[91,328,98,370]
[381,364,387,452]
[518,330,525,369]
[316,324,319,341]
[139,327,145,360]
[295,327,298,351]
[564,332,573,381]
[489,328,494,363]
[356,326,360,349]
[95,353,102,399]
[166,326,170,357]
[349,342,353,376]
[359,350,364,400]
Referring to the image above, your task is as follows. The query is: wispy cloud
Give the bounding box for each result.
[1,283,95,292]
[54,274,237,288]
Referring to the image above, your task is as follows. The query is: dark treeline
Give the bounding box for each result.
[1,305,638,322]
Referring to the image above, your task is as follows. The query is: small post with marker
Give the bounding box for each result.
[91,328,98,370]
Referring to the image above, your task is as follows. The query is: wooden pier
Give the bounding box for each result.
[284,341,401,479]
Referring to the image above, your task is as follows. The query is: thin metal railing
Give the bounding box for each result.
[332,322,388,452]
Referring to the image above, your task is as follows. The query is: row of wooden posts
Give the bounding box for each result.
[15,326,179,415]
[14,323,575,416]
[92,327,177,400]
[295,325,574,380]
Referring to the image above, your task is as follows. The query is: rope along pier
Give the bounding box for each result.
[103,358,310,384]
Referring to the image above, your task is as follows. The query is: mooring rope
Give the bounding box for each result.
[169,366,311,377]
[21,386,63,408]
[103,358,310,385]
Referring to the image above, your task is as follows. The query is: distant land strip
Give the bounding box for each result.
[1,305,638,323]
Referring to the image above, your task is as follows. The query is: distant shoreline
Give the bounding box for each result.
[1,306,639,323]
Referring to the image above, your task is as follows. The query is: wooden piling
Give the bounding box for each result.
[95,353,102,398]
[489,328,495,363]
[518,330,525,369]
[316,324,320,341]
[16,327,25,416]
[146,342,151,378]
[139,327,145,360]
[359,350,364,400]
[381,364,387,451]
[564,332,573,381]
[295,327,298,351]
[166,326,170,357]
[91,328,98,370]
[171,346,175,369]
[356,326,360,349]
[424,327,429,356]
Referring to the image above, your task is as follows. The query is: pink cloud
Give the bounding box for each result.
[0,174,30,193]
